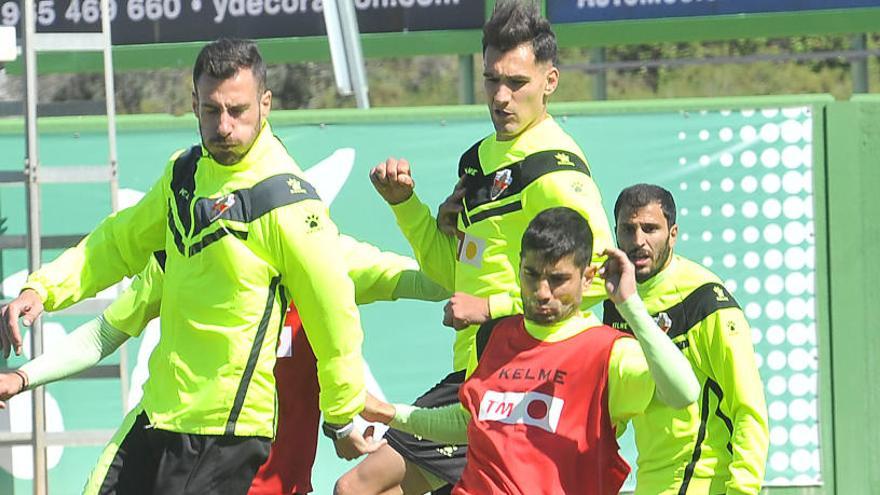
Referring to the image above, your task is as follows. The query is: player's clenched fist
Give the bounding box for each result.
[370,157,415,205]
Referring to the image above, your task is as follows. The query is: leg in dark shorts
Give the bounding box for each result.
[383,370,468,488]
[84,408,271,495]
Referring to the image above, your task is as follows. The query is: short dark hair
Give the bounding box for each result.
[193,38,267,93]
[521,207,593,269]
[482,0,557,66]
[613,184,677,226]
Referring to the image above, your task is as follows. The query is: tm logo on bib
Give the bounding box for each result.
[478,390,564,434]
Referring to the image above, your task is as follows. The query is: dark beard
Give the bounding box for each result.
[636,236,672,283]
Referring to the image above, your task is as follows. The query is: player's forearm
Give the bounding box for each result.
[390,194,457,291]
[392,270,452,302]
[24,184,165,311]
[616,294,700,408]
[390,403,470,445]
[19,316,130,389]
[726,412,769,495]
[339,234,451,303]
[283,211,367,424]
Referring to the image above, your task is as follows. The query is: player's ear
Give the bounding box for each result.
[544,65,559,97]
[669,223,678,250]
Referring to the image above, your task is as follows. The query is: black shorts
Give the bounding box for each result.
[85,409,271,495]
[383,370,467,487]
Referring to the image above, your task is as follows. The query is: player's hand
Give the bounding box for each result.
[333,426,386,460]
[1,289,44,358]
[599,248,637,305]
[437,177,466,237]
[0,371,28,410]
[360,392,396,424]
[443,293,490,330]
[370,157,415,205]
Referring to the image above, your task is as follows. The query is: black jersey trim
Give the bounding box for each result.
[188,228,249,257]
[169,146,201,236]
[467,201,523,224]
[458,148,590,226]
[191,173,320,237]
[706,378,735,454]
[153,251,167,272]
[678,381,712,494]
[475,317,503,360]
[225,275,281,436]
[602,282,740,341]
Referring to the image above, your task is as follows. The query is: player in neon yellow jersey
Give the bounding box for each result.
[0,235,451,493]
[0,38,372,493]
[604,184,769,495]
[337,2,613,494]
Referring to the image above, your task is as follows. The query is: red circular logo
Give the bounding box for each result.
[527,399,548,420]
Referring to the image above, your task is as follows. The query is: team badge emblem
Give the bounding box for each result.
[490,169,513,200]
[555,152,574,166]
[209,193,236,222]
[655,312,672,332]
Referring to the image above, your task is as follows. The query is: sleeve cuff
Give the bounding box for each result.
[488,292,517,319]
[389,194,428,226]
[389,403,416,430]
[21,282,49,309]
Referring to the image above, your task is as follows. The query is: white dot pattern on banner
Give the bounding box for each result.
[765,276,784,295]
[742,201,759,218]
[764,249,784,269]
[681,208,689,216]
[678,106,817,483]
[782,145,804,169]
[744,251,760,268]
[766,324,785,345]
[761,148,781,169]
[721,204,735,217]
[764,225,783,244]
[741,150,758,167]
[743,226,760,243]
[720,153,734,167]
[771,426,789,446]
[761,123,781,143]
[745,277,761,294]
[721,178,734,192]
[768,376,786,395]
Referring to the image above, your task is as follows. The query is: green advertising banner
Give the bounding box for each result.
[0,101,821,493]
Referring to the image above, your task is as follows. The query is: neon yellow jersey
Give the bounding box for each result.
[392,117,613,371]
[24,123,366,436]
[104,235,449,336]
[603,256,769,495]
